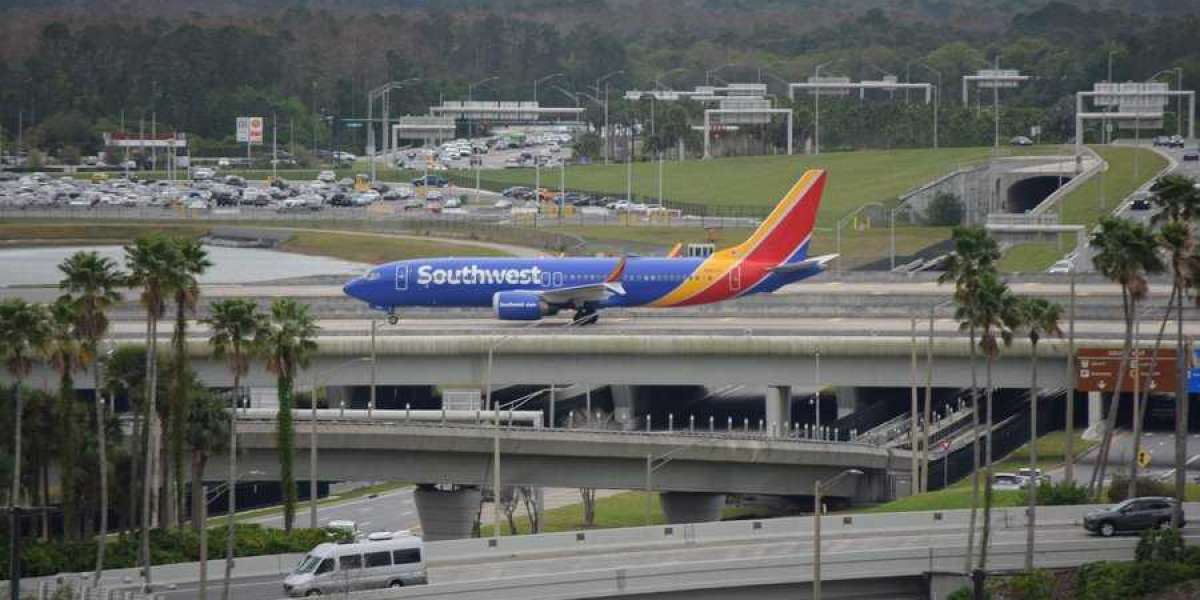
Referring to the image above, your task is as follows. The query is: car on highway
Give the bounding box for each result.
[1183,150,1200,162]
[1009,136,1033,146]
[991,472,1028,491]
[317,170,337,183]
[1048,259,1073,274]
[1083,497,1184,537]
[1130,195,1153,211]
[283,532,426,596]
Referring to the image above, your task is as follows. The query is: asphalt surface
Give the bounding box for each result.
[158,517,1193,600]
[1058,431,1200,487]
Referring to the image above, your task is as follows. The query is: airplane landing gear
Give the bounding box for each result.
[573,307,599,326]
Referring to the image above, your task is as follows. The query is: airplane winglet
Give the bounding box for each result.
[666,243,683,258]
[769,254,839,273]
[605,257,627,283]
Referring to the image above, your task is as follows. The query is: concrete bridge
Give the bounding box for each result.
[213,415,912,539]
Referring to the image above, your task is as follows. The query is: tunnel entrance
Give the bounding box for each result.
[1007,175,1071,213]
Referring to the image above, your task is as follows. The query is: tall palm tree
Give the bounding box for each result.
[58,250,125,581]
[1150,175,1200,527]
[187,388,229,530]
[203,298,265,600]
[124,233,182,585]
[1088,217,1164,499]
[0,298,51,590]
[938,226,999,574]
[166,239,212,529]
[1016,297,1063,571]
[261,299,319,533]
[46,297,90,540]
[970,271,1018,578]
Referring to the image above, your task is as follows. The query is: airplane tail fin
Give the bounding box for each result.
[736,170,826,265]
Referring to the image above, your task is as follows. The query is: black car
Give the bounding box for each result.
[1130,197,1153,211]
[1083,497,1184,537]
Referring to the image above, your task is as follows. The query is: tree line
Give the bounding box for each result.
[2,3,1200,160]
[0,235,319,596]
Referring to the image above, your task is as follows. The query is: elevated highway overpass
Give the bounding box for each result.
[214,414,910,538]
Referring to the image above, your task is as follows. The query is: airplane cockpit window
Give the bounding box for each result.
[363,270,381,281]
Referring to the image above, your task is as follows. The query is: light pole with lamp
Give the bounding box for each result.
[813,60,840,155]
[916,63,942,149]
[813,469,863,600]
[594,70,625,165]
[467,76,499,140]
[644,446,690,525]
[533,72,564,105]
[654,67,686,91]
[306,356,374,529]
[485,315,593,541]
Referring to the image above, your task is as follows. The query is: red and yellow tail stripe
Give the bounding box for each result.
[650,170,825,307]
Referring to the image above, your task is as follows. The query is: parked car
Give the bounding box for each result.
[1083,497,1184,537]
[1183,150,1200,162]
[317,170,337,183]
[412,174,449,188]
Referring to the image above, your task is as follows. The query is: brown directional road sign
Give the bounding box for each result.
[1076,347,1178,393]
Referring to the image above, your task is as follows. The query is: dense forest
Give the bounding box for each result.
[2,0,1200,158]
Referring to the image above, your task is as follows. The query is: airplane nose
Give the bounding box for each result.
[343,277,365,301]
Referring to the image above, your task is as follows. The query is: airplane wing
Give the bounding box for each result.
[522,257,627,306]
[768,254,839,273]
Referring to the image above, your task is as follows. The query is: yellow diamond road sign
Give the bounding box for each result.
[1138,450,1152,469]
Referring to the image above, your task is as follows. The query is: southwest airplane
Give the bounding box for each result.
[343,169,836,325]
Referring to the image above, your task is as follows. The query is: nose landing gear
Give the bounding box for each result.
[572,307,599,326]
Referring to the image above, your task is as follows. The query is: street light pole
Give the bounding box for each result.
[468,76,499,140]
[813,60,838,155]
[533,72,564,105]
[918,63,942,149]
[813,469,863,600]
[594,70,624,166]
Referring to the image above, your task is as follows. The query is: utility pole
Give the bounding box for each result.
[993,55,1000,151]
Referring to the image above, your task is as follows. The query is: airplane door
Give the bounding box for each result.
[395,264,409,291]
[729,265,742,292]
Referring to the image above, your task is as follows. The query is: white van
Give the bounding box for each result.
[283,533,426,596]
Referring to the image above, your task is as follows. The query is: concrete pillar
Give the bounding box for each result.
[1088,391,1103,428]
[765,385,792,437]
[838,386,866,419]
[612,385,637,431]
[659,492,725,524]
[412,485,482,541]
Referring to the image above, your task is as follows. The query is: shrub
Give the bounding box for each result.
[1075,560,1200,599]
[989,569,1056,599]
[924,191,964,226]
[1107,477,1174,503]
[1136,528,1185,563]
[1020,481,1089,506]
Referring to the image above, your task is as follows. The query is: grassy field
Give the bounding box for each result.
[998,145,1167,272]
[462,147,1003,227]
[0,221,510,263]
[860,432,1096,514]
[479,490,767,536]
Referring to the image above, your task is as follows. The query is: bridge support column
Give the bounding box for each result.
[412,484,481,541]
[659,492,725,524]
[612,385,638,431]
[765,385,792,437]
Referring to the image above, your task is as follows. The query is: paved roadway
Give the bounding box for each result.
[1057,431,1200,487]
[248,487,616,538]
[158,517,1193,600]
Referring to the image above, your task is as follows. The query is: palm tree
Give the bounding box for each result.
[970,271,1018,580]
[1150,175,1200,528]
[0,298,51,585]
[46,297,90,540]
[203,298,265,600]
[261,299,319,533]
[187,388,229,530]
[1016,297,1063,571]
[124,233,182,585]
[1088,217,1164,499]
[938,226,999,574]
[58,250,125,581]
[166,238,212,529]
